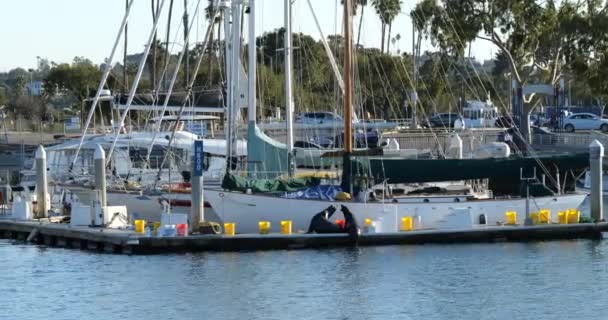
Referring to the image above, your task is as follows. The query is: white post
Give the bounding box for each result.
[590,140,604,222]
[191,140,204,231]
[35,145,48,219]
[248,0,256,123]
[284,0,294,176]
[94,144,107,209]
[450,133,463,159]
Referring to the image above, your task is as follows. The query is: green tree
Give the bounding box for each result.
[205,0,222,80]
[412,0,606,88]
[12,76,26,99]
[44,57,101,101]
[0,89,7,107]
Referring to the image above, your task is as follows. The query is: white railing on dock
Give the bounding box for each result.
[533,132,608,149]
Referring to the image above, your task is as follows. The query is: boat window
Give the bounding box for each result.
[129,146,185,169]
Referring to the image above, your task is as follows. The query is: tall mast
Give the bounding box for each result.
[248,0,256,124]
[284,0,295,176]
[411,19,417,127]
[223,2,233,172]
[124,0,129,96]
[183,0,189,85]
[341,0,353,193]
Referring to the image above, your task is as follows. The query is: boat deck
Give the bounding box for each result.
[1,218,607,254]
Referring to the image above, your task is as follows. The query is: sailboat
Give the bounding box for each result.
[23,1,248,220]
[203,0,589,233]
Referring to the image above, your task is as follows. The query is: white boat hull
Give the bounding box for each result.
[68,187,213,222]
[204,189,588,234]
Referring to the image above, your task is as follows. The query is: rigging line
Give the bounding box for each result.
[135,0,203,181]
[407,6,487,108]
[441,5,558,187]
[143,5,187,132]
[106,0,169,165]
[153,5,219,187]
[70,0,136,171]
[439,5,513,113]
[411,8,487,108]
[441,6,498,105]
[392,55,446,157]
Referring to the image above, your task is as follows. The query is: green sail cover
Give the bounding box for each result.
[222,173,320,193]
[352,153,589,196]
[246,122,288,178]
[353,153,589,183]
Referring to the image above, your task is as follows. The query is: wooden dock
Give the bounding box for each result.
[1,219,607,254]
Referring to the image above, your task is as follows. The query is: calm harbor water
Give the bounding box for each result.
[1,239,608,320]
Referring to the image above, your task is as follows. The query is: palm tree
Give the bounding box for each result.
[356,0,368,48]
[371,0,401,53]
[385,0,401,54]
[342,0,368,48]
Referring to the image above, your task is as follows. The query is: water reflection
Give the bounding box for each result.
[1,240,608,320]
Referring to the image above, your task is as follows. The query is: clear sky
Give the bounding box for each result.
[0,0,495,72]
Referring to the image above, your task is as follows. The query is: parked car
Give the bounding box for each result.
[423,113,461,128]
[295,112,342,125]
[332,129,379,148]
[562,113,608,132]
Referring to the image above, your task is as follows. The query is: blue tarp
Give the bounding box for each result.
[281,185,342,201]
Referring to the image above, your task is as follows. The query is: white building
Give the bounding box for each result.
[25,80,44,96]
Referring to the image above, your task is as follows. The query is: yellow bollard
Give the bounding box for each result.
[258,221,271,234]
[280,220,292,235]
[505,211,517,225]
[558,211,568,224]
[567,209,580,224]
[539,209,551,224]
[224,222,236,236]
[400,216,413,231]
[134,220,146,233]
[530,212,539,225]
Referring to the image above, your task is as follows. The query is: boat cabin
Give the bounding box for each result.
[457,100,498,129]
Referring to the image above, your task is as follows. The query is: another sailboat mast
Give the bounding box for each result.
[343,0,353,154]
[248,0,256,123]
[341,0,354,193]
[284,0,295,176]
[229,0,241,172]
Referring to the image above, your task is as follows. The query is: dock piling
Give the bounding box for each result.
[94,144,107,209]
[191,140,205,232]
[35,145,48,219]
[590,140,604,222]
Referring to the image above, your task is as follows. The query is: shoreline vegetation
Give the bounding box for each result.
[0,0,606,133]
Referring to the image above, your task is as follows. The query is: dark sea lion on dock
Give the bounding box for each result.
[340,205,360,240]
[307,205,360,243]
[307,205,342,234]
